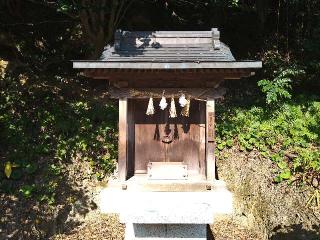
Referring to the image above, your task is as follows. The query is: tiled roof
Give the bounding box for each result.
[73,29,262,69]
[100,29,236,63]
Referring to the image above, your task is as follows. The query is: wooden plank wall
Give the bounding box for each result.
[133,99,205,177]
[119,98,216,181]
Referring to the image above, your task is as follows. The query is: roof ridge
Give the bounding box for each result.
[114,29,221,50]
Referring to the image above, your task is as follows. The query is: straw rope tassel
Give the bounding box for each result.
[169,97,177,118]
[159,95,168,110]
[146,97,155,115]
[179,94,187,107]
[181,97,190,117]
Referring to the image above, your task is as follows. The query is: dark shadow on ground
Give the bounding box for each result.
[270,224,320,240]
[0,170,92,240]
[207,225,215,240]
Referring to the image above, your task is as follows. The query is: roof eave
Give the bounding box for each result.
[72,61,262,69]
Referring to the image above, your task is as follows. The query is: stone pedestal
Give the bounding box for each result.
[119,192,218,240]
[120,192,215,224]
[99,180,233,240]
[125,223,207,240]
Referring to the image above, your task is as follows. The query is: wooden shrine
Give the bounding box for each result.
[73,29,262,184]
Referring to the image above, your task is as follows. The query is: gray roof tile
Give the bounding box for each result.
[100,29,235,63]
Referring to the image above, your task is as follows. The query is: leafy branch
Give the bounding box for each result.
[258,68,305,105]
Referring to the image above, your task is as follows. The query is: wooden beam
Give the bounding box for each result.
[108,87,226,100]
[118,98,128,181]
[206,99,216,181]
[85,70,252,81]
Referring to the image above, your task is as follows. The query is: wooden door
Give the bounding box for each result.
[133,99,205,177]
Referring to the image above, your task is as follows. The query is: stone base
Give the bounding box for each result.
[125,223,207,240]
[99,180,233,240]
[99,180,233,216]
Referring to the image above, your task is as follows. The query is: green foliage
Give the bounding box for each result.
[0,73,118,203]
[0,0,318,212]
[258,68,305,104]
[216,98,320,186]
[19,184,36,198]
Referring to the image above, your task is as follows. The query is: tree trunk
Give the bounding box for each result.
[79,0,131,59]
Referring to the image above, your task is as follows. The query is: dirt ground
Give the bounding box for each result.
[2,147,320,240]
[53,148,320,240]
[52,213,263,240]
[216,147,320,240]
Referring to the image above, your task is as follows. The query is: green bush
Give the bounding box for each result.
[258,63,305,105]
[0,74,118,202]
[216,97,320,186]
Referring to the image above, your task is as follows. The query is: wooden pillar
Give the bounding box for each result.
[118,98,128,181]
[199,101,206,178]
[127,100,135,177]
[206,99,216,181]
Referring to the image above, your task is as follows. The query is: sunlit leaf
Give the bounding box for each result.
[279,169,291,180]
[4,161,12,178]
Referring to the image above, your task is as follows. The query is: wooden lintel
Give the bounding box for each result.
[112,80,129,88]
[108,87,226,100]
[84,69,252,80]
[206,79,223,88]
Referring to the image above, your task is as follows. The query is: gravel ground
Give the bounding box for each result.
[52,213,262,240]
[52,214,125,240]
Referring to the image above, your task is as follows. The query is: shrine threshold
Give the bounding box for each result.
[73,29,262,189]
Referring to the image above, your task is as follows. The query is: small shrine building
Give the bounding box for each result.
[73,29,262,184]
